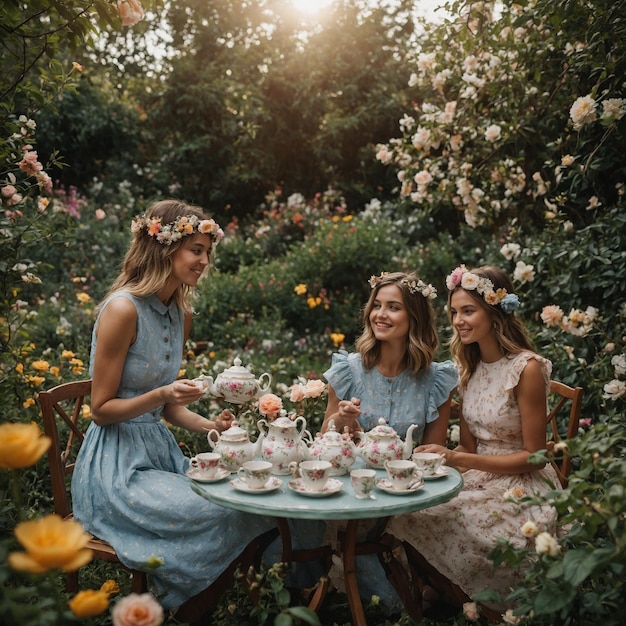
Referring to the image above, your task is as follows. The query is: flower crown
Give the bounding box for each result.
[131,214,224,246]
[369,272,437,300]
[445,265,520,313]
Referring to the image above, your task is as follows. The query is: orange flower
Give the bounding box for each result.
[0,422,51,469]
[31,359,50,372]
[68,589,110,617]
[8,514,93,573]
[258,393,283,419]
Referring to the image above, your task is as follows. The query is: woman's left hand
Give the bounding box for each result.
[214,409,234,432]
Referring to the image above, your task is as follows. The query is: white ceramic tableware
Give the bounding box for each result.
[289,460,332,492]
[384,459,421,490]
[189,452,221,479]
[350,468,377,499]
[237,460,273,489]
[411,452,446,476]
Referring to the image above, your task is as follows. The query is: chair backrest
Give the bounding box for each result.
[547,380,583,488]
[37,379,92,519]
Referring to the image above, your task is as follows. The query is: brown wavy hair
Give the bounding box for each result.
[355,271,438,374]
[100,199,214,313]
[448,265,535,389]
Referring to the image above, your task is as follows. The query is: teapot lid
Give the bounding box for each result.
[368,417,398,438]
[316,419,344,445]
[269,414,299,428]
[219,357,255,380]
[219,421,250,442]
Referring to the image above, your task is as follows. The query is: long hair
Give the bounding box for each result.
[355,271,438,375]
[448,265,535,389]
[100,199,214,313]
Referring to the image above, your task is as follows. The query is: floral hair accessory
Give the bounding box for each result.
[369,272,437,300]
[446,265,520,313]
[130,214,224,246]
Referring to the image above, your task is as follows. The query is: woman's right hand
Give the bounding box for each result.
[163,379,205,406]
[337,396,361,430]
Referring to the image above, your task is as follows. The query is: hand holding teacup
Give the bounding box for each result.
[412,452,446,477]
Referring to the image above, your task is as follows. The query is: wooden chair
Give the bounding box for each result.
[547,380,584,488]
[37,379,147,594]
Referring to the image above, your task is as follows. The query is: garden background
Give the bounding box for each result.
[1,0,624,624]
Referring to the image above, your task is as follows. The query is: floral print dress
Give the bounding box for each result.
[388,352,561,604]
[71,292,275,610]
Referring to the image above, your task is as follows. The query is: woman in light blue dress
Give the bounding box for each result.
[71,200,275,619]
[319,271,459,612]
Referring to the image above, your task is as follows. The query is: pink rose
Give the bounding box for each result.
[258,393,283,418]
[289,384,305,403]
[111,593,163,626]
[540,305,564,328]
[1,185,17,198]
[95,209,106,220]
[303,379,326,399]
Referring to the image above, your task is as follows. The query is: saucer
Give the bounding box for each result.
[422,466,451,480]
[375,478,424,495]
[186,467,230,483]
[230,476,282,494]
[288,478,344,497]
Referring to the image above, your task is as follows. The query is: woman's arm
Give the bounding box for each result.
[420,396,451,446]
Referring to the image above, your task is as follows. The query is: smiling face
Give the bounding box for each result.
[450,288,495,350]
[369,284,410,344]
[170,233,212,287]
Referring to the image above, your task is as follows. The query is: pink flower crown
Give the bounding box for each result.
[445,265,520,313]
[369,272,437,300]
[131,214,224,246]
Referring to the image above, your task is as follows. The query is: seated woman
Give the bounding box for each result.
[71,200,276,622]
[388,265,562,621]
[320,271,458,612]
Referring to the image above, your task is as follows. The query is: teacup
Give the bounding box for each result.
[190,452,221,478]
[350,468,376,499]
[412,452,446,476]
[289,460,332,492]
[384,459,421,490]
[237,460,273,489]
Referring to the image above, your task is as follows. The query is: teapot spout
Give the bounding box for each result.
[403,424,418,459]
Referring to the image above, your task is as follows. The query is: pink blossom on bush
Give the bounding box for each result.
[303,379,326,398]
[111,593,163,626]
[289,384,305,403]
[540,305,564,327]
[117,0,145,26]
[258,393,283,418]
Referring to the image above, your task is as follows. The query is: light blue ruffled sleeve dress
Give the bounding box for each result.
[71,292,275,610]
[320,349,459,613]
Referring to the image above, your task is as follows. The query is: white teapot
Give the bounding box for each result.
[354,417,418,469]
[199,357,271,405]
[257,413,309,475]
[302,419,359,476]
[207,421,264,472]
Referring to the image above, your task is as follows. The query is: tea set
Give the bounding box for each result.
[188,357,448,496]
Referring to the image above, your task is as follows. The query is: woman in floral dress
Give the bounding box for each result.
[388,265,562,620]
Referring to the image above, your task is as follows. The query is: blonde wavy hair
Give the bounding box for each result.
[100,199,214,313]
[356,271,438,374]
[448,265,535,389]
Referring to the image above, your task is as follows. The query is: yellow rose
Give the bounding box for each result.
[8,514,93,573]
[330,332,345,347]
[294,283,307,296]
[100,579,121,596]
[0,422,51,469]
[22,398,36,408]
[61,350,75,359]
[76,293,92,304]
[15,363,24,374]
[31,359,50,372]
[81,404,92,419]
[68,589,109,617]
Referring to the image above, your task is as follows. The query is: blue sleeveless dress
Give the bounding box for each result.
[71,292,275,609]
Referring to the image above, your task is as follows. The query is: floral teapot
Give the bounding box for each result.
[207,421,264,472]
[354,418,418,469]
[257,412,309,475]
[199,357,272,405]
[302,419,359,476]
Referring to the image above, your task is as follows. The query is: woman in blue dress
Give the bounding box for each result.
[320,271,459,612]
[71,199,275,621]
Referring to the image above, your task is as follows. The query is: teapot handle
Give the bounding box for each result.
[294,415,307,437]
[258,372,272,393]
[257,418,268,436]
[206,429,220,449]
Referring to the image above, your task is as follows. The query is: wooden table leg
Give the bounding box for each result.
[343,519,367,626]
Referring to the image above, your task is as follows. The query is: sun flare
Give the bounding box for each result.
[291,0,335,14]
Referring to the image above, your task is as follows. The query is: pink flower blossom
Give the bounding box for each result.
[111,593,163,626]
[289,384,305,403]
[303,379,326,399]
[117,0,145,26]
[258,393,283,419]
[540,305,564,327]
[1,185,17,198]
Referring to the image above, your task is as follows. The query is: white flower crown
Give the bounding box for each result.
[131,214,224,246]
[445,265,520,313]
[369,272,437,300]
